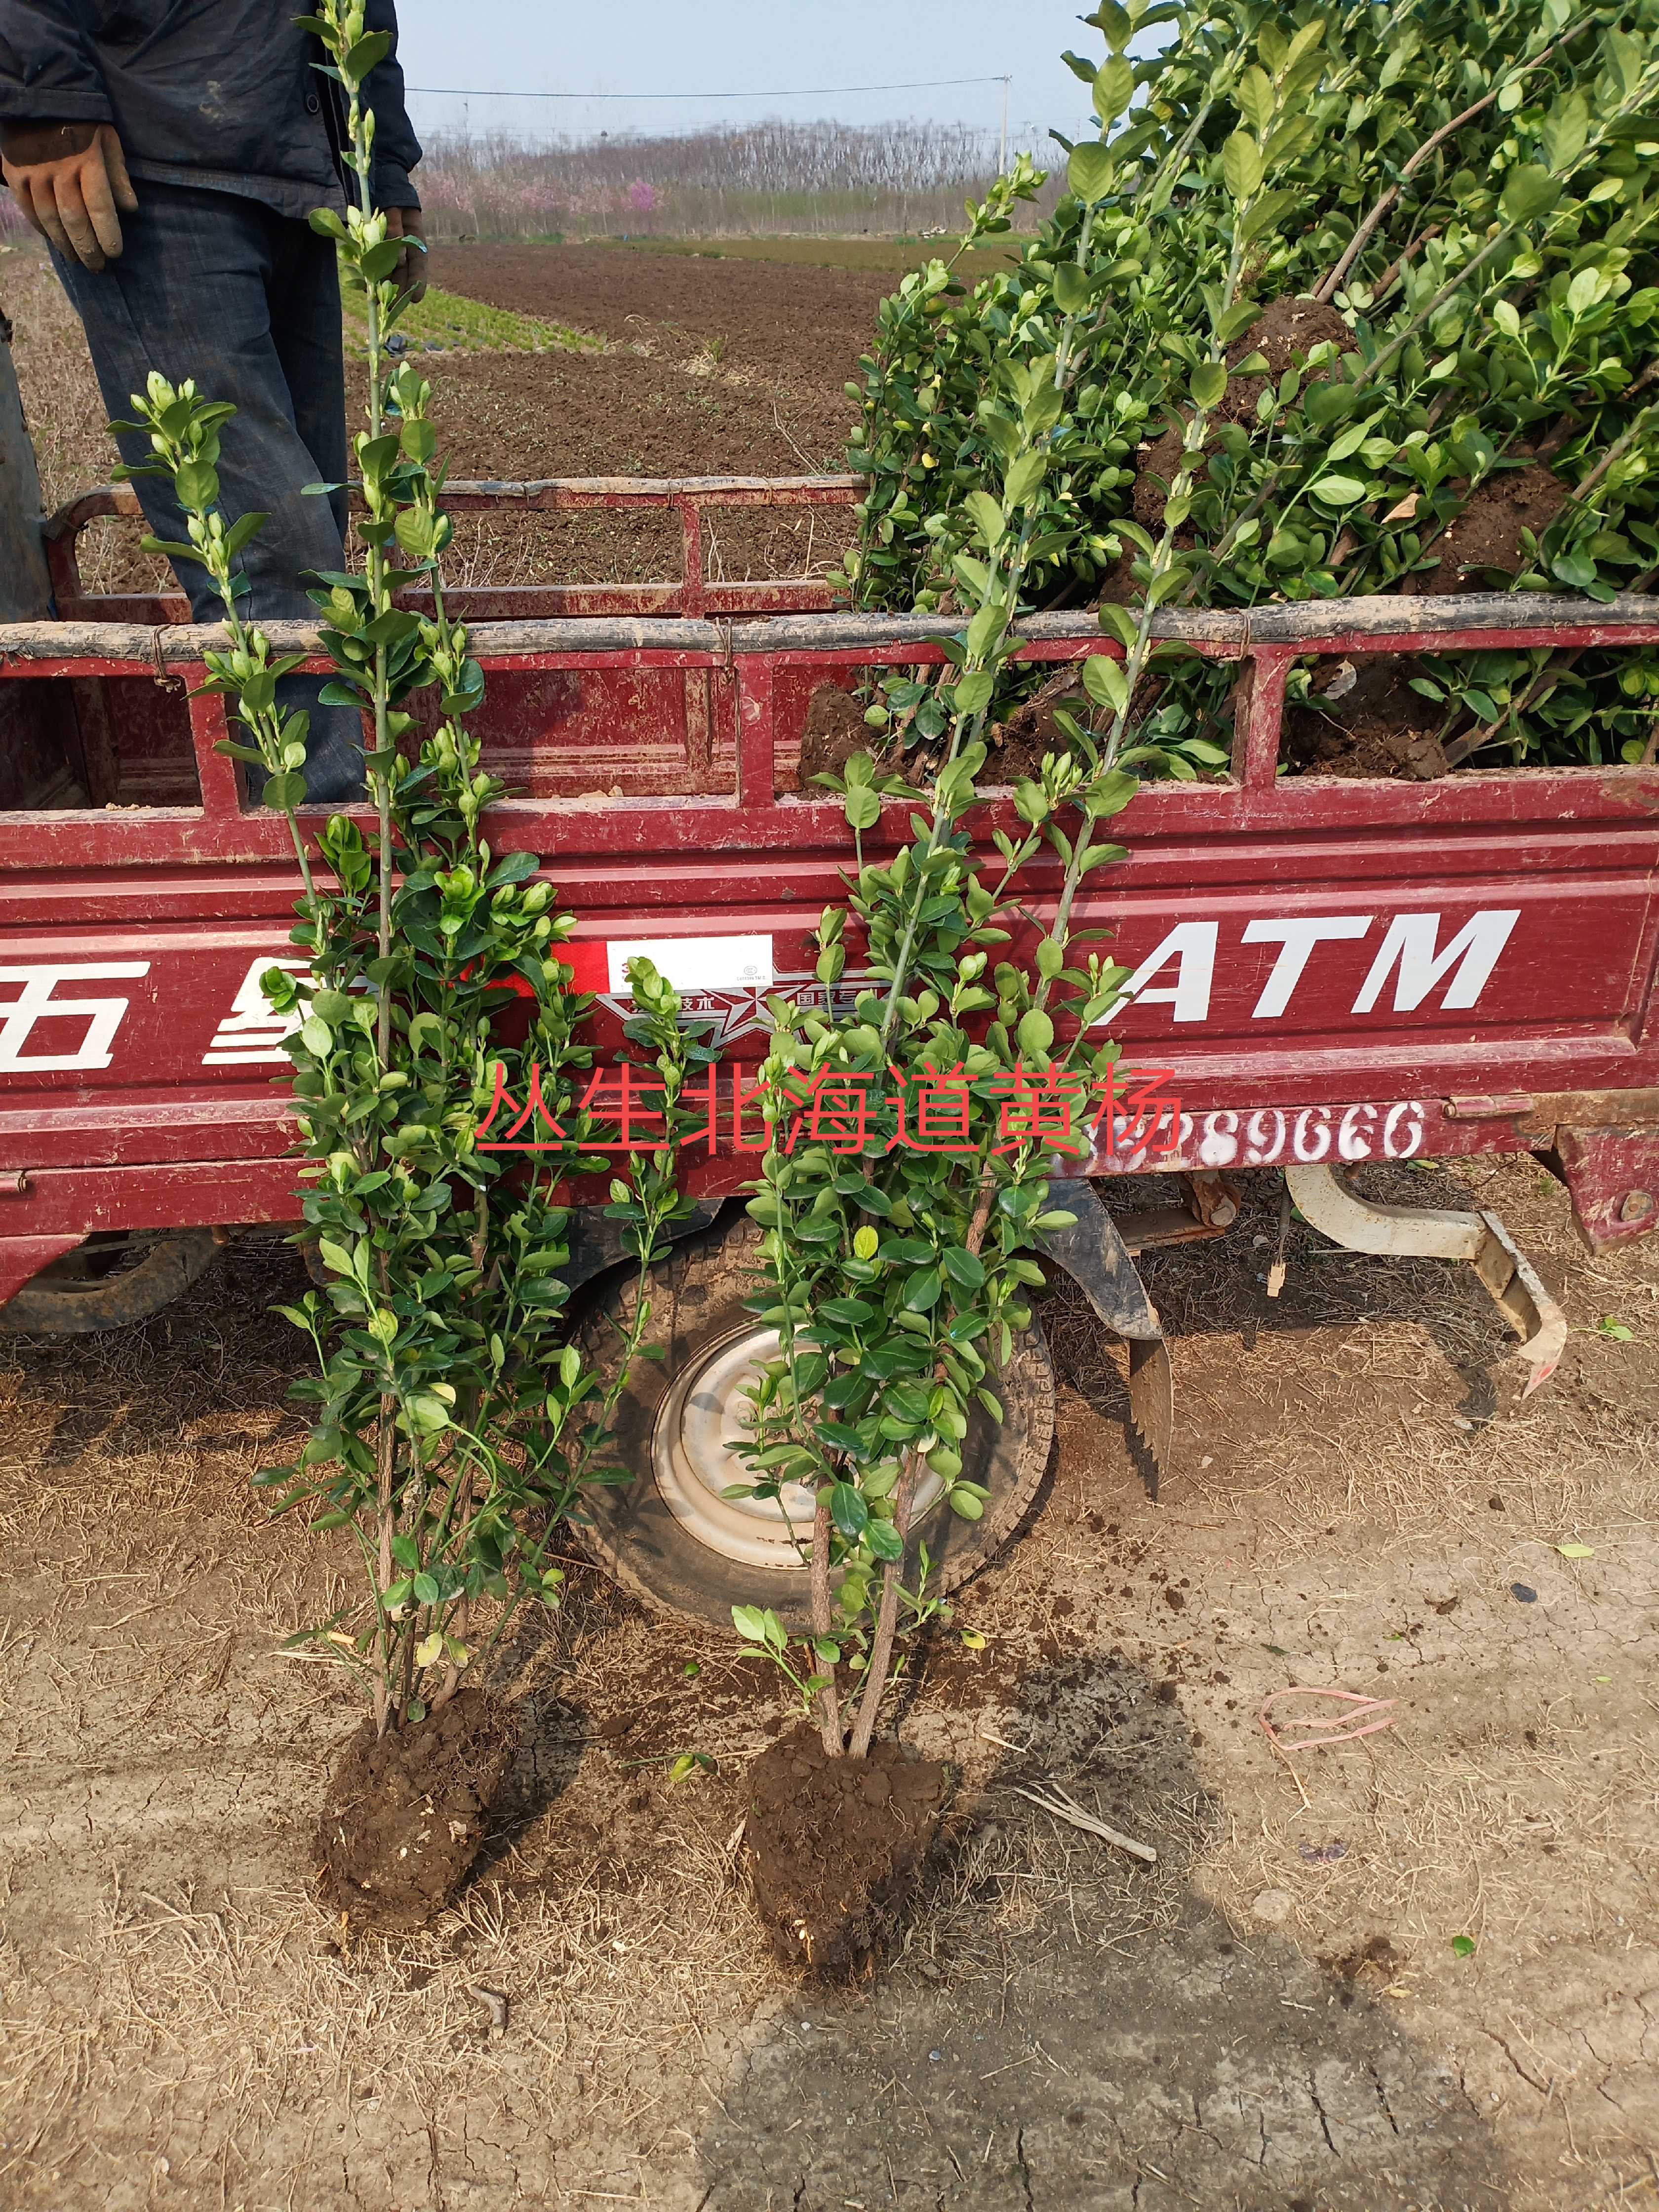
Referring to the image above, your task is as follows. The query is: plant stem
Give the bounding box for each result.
[847,1453,922,1759]
[374,1399,396,1733]
[810,1490,843,1754]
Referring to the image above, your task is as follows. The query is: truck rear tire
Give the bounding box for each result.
[573,1212,1055,1633]
[0,1228,220,1334]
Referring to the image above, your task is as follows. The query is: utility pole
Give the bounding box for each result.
[998,75,1010,174]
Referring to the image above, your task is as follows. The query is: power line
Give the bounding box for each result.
[406,74,1012,102]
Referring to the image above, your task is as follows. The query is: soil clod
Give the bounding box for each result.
[741,1722,950,1976]
[797,682,869,785]
[315,1692,517,1932]
[1420,460,1567,593]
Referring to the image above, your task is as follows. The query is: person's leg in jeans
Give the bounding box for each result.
[50,181,364,803]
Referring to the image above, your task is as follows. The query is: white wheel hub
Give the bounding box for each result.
[652,1325,816,1569]
[652,1324,947,1570]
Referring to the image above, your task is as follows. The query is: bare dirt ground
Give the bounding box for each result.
[2,1156,1656,2211]
[1,238,869,601]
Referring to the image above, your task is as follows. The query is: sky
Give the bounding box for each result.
[392,0,1103,152]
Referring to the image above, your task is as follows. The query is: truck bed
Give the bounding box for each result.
[3,487,1659,1296]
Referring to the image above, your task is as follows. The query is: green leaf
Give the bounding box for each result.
[867,1518,905,1562]
[954,668,995,716]
[412,1573,440,1606]
[138,536,202,564]
[173,458,219,512]
[262,771,308,812]
[1310,474,1368,506]
[1068,141,1115,203]
[964,489,1006,549]
[407,1393,451,1434]
[1052,261,1091,316]
[1092,54,1134,125]
[1542,89,1589,175]
[904,1267,943,1312]
[1450,1935,1476,1959]
[299,1014,333,1056]
[731,1604,770,1643]
[1081,654,1130,715]
[1235,63,1274,135]
[1005,450,1048,508]
[1304,380,1359,426]
[1191,361,1227,411]
[829,1482,869,1539]
[221,510,268,562]
[1222,131,1264,203]
[1500,164,1561,225]
[341,29,393,82]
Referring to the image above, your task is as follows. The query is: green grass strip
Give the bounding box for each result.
[344,285,603,357]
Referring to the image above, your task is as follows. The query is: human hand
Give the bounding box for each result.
[0,120,137,271]
[385,204,427,304]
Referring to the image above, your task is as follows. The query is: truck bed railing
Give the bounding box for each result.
[3,590,1659,871]
[42,474,866,624]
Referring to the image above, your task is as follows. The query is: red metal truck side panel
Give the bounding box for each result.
[5,494,1659,1281]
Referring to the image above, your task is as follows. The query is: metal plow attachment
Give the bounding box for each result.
[1284,1164,1568,1408]
[1038,1179,1173,1499]
[1126,1338,1175,1502]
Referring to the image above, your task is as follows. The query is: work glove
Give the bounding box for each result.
[1,120,138,272]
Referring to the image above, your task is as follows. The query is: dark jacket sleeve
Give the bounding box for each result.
[0,1,112,122]
[364,0,422,208]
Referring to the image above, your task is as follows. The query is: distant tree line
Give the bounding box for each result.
[416,119,1062,239]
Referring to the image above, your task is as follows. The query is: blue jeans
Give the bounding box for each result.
[52,181,365,804]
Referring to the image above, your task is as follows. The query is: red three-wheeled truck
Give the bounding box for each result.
[1,332,1656,1625]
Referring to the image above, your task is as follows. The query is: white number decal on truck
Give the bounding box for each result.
[1103,1100,1426,1169]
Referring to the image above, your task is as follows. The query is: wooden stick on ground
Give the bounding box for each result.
[1009,1780,1157,1863]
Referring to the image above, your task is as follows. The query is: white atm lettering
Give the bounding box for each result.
[1119,921,1219,1023]
[1100,907,1520,1027]
[1352,909,1520,1015]
[0,963,150,1071]
[1243,915,1372,1019]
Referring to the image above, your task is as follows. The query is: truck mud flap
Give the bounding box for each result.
[1035,1177,1172,1499]
[1283,1164,1567,1408]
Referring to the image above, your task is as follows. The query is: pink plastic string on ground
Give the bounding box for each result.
[1258,1686,1398,1751]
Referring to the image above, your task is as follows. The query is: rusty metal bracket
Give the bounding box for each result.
[1283,1164,1566,1405]
[1185,1169,1240,1229]
[1542,1122,1659,1251]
